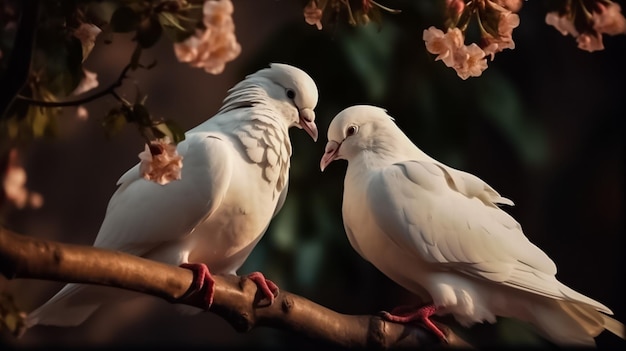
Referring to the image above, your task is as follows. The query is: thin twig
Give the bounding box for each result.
[15,64,134,108]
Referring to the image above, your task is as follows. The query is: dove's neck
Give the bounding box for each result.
[349,130,433,172]
[218,79,272,115]
[218,76,297,128]
[192,77,293,137]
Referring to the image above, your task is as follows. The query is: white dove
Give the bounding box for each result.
[320,105,625,346]
[27,63,319,327]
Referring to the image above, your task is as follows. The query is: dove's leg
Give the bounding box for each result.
[246,271,279,305]
[381,304,446,341]
[180,263,215,308]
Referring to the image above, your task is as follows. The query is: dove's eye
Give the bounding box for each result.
[346,125,358,136]
[286,89,296,99]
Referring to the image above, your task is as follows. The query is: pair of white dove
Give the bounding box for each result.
[28,64,623,347]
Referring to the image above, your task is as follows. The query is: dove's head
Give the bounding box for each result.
[254,63,319,141]
[320,105,399,171]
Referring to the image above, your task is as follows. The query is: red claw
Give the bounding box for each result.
[246,271,279,305]
[381,304,447,341]
[179,263,215,309]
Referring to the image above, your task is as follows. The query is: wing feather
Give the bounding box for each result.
[93,132,233,257]
[365,160,597,304]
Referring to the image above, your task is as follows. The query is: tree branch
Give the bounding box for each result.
[0,227,471,348]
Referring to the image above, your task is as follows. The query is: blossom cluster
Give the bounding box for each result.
[304,0,323,30]
[546,1,626,52]
[174,0,241,75]
[302,0,400,30]
[138,138,183,185]
[72,22,101,63]
[301,0,625,80]
[423,0,521,80]
[2,149,43,209]
[71,22,102,120]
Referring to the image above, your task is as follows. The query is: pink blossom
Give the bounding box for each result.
[76,106,89,120]
[446,0,465,16]
[304,0,323,30]
[452,43,488,80]
[423,26,487,79]
[423,26,464,68]
[494,0,523,12]
[28,192,44,208]
[498,10,520,35]
[72,23,101,62]
[593,2,626,36]
[3,160,27,207]
[2,149,44,209]
[71,68,99,96]
[71,69,97,119]
[174,0,241,74]
[577,32,605,52]
[545,12,578,37]
[482,11,519,60]
[138,138,183,185]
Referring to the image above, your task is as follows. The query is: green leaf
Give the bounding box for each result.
[0,290,27,337]
[110,6,141,33]
[158,12,187,32]
[4,314,17,333]
[30,107,48,138]
[33,31,84,97]
[153,120,186,144]
[4,118,20,139]
[136,15,163,49]
[101,108,129,139]
[160,20,195,43]
[51,37,85,96]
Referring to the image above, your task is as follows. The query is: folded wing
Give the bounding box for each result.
[367,160,611,313]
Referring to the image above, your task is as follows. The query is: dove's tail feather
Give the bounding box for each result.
[527,299,619,346]
[602,315,626,339]
[27,283,143,327]
[557,281,613,315]
[27,284,101,327]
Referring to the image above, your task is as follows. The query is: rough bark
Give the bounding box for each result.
[0,227,471,348]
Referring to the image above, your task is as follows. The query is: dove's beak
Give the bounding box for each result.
[299,108,318,142]
[320,140,340,172]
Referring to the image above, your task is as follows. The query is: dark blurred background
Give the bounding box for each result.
[1,0,624,349]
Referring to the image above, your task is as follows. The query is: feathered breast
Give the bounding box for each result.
[220,82,292,197]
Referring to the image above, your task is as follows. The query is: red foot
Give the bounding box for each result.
[381,304,447,341]
[246,271,279,305]
[180,263,215,309]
